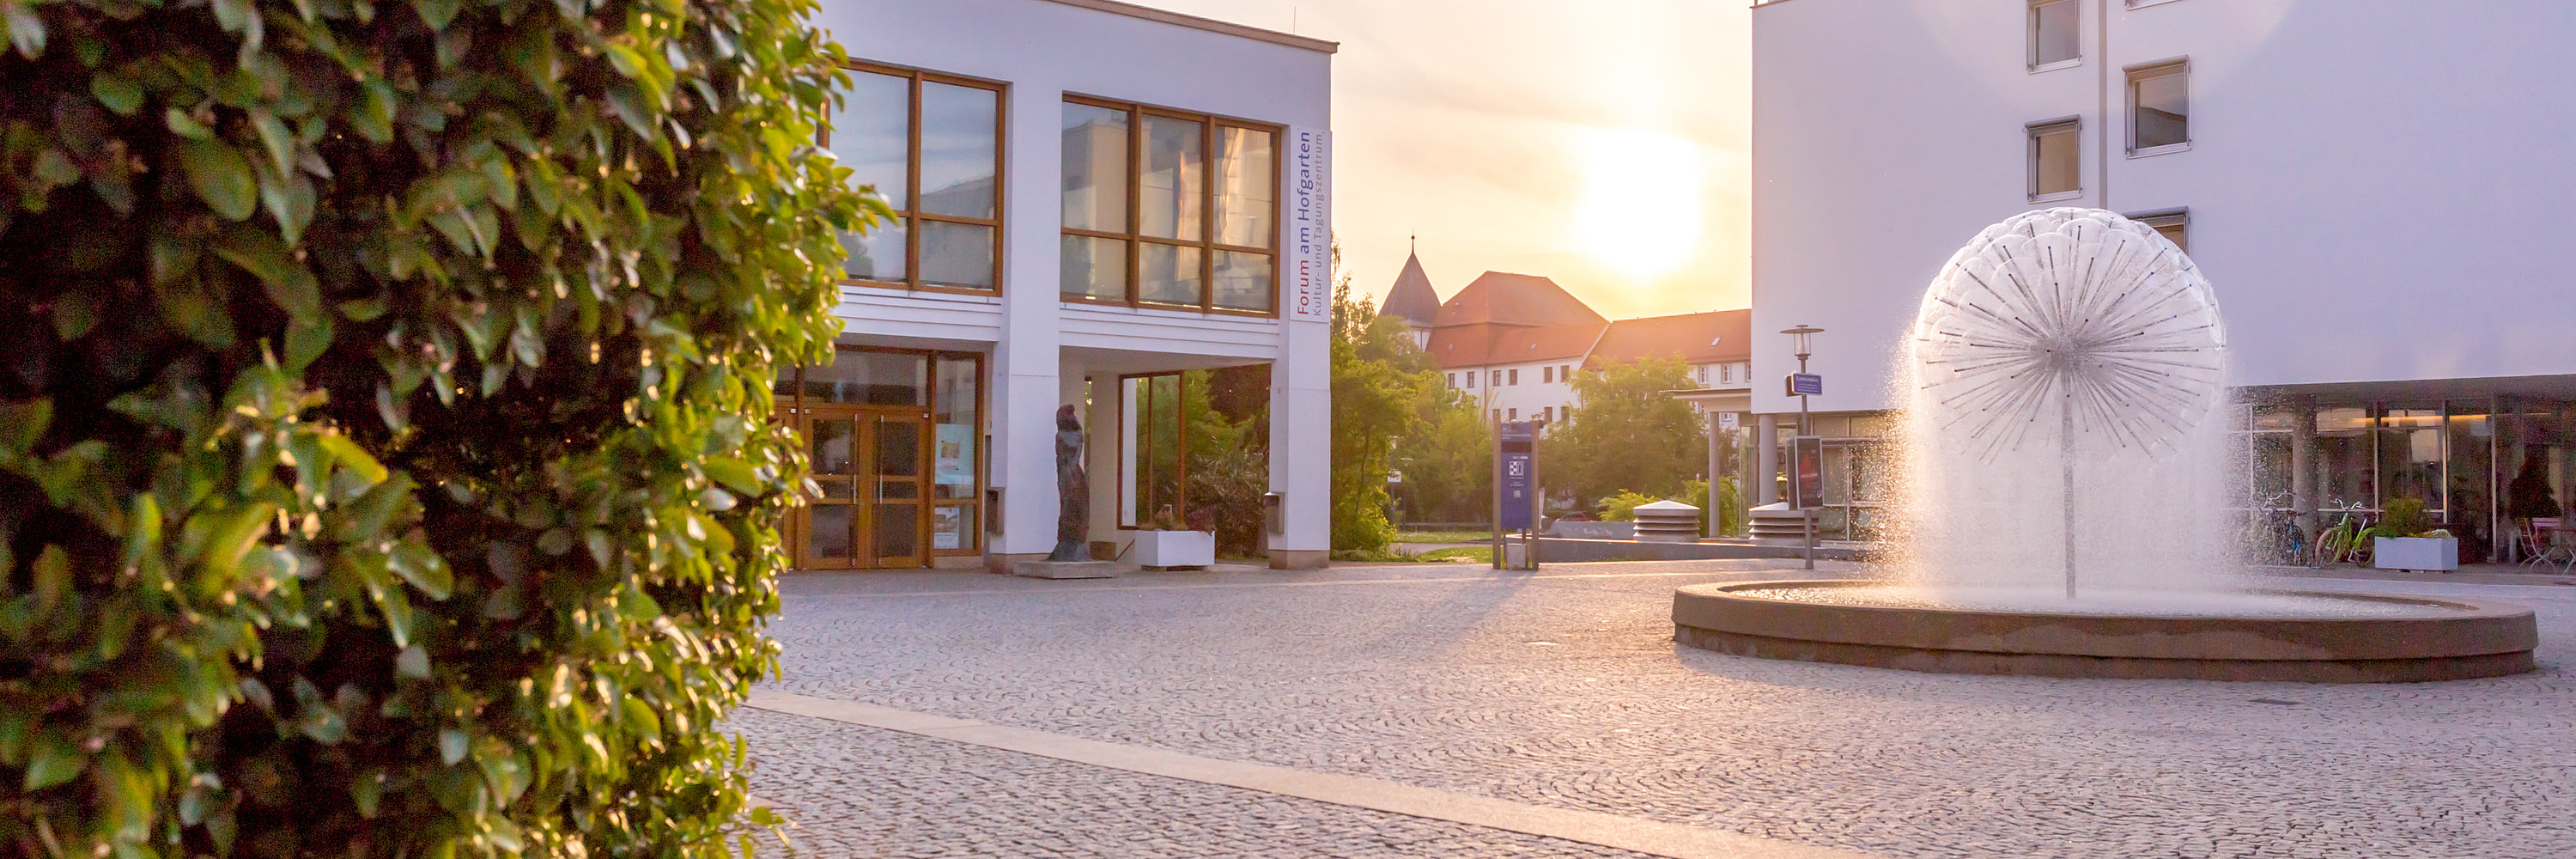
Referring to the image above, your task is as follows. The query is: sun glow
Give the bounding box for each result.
[1576,128,1705,280]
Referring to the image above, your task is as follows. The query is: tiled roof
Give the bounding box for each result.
[1584,309,1752,368]
[1431,271,1607,329]
[1426,322,1605,369]
[1379,252,1442,326]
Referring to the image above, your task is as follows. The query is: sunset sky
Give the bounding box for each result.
[1150,0,1756,320]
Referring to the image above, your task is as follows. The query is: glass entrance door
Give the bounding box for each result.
[799,408,928,569]
[868,414,926,567]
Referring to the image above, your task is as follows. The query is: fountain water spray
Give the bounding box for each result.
[1671,209,2537,681]
[1908,208,2226,600]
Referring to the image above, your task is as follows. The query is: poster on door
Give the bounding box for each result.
[931,507,964,551]
[934,423,973,487]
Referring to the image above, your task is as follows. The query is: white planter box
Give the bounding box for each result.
[2373,536,2458,571]
[1131,530,1214,570]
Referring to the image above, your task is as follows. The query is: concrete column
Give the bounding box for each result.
[1083,371,1121,559]
[1706,411,1724,537]
[985,83,1068,573]
[1755,415,1780,507]
[1268,319,1331,568]
[2288,395,2317,539]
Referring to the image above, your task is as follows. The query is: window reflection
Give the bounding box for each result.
[920,82,998,219]
[1215,127,1274,247]
[831,66,1001,291]
[1141,116,1205,241]
[2132,65,2188,149]
[1062,105,1130,233]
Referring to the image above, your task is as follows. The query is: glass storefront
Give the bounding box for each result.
[2232,397,2576,564]
[775,346,984,570]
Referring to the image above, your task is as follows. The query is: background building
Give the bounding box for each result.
[803,0,1334,570]
[1750,0,2576,557]
[1390,253,1751,425]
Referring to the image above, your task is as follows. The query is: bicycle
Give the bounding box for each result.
[2310,498,2375,568]
[2245,491,2306,567]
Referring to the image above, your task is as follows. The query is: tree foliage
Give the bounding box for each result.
[1542,357,1706,509]
[0,0,866,853]
[1327,258,1424,552]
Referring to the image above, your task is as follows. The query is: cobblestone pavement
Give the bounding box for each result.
[740,560,2576,858]
[735,708,1667,858]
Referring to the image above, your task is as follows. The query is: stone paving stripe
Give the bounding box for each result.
[745,690,1880,859]
[785,569,1810,600]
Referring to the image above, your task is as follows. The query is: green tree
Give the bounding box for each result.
[1392,389,1489,523]
[1182,367,1267,556]
[1327,249,1422,552]
[1544,357,1707,508]
[0,0,863,854]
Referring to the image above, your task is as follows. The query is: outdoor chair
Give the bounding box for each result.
[2522,518,2576,574]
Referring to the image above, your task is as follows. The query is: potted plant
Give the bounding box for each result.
[1131,504,1215,570]
[2372,498,2458,572]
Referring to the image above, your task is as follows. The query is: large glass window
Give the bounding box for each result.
[1121,373,1187,528]
[832,65,1003,292]
[2028,119,2081,200]
[2129,62,2190,152]
[1062,98,1279,314]
[2030,0,2081,69]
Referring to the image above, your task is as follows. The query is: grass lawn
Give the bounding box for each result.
[1393,530,1501,544]
[1414,546,1492,563]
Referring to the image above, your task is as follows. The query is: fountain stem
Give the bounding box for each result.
[2063,391,2077,600]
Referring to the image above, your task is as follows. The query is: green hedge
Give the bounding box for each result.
[0,0,870,854]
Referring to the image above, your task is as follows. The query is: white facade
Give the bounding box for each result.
[816,0,1334,568]
[1445,359,1751,424]
[1449,361,1582,424]
[1748,0,2576,555]
[1751,0,2576,416]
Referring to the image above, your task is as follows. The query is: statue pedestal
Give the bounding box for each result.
[1013,560,1119,580]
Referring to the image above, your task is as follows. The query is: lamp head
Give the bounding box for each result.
[1780,325,1824,360]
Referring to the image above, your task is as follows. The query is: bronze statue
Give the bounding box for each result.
[1047,405,1088,561]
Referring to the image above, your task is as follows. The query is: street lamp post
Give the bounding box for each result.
[1782,325,1824,570]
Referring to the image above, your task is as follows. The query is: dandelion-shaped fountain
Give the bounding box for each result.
[1912,209,2225,599]
[1672,210,2537,682]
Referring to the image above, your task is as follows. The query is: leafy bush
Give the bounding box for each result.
[0,0,864,854]
[1595,490,1659,521]
[2380,497,2434,537]
[1681,478,1738,538]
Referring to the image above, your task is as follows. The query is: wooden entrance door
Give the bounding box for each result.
[799,407,929,570]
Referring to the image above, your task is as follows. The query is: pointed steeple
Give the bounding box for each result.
[1380,242,1441,327]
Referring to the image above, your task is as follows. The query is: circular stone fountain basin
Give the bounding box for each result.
[1674,580,2537,683]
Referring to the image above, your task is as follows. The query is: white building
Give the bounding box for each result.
[1385,256,1753,427]
[796,0,1334,570]
[1750,0,2576,557]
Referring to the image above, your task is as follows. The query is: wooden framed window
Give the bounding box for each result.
[1061,96,1281,315]
[830,63,1005,294]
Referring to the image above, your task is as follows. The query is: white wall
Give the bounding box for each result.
[1453,361,1579,423]
[1753,0,2576,415]
[821,0,1334,560]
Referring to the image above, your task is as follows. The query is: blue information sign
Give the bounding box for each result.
[1498,421,1536,530]
[1788,373,1824,397]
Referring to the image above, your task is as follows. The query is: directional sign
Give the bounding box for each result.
[1498,421,1536,530]
[1787,373,1824,398]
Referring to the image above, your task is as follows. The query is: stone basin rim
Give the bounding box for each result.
[1672,579,2541,681]
[1686,579,2525,622]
